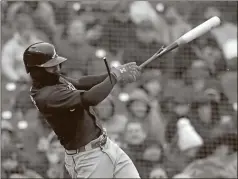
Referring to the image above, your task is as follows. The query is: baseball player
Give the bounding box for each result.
[23,42,141,178]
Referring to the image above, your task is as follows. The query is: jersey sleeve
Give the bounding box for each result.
[62,73,108,90]
[46,85,84,111]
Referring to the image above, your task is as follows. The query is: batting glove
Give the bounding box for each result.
[111,62,141,84]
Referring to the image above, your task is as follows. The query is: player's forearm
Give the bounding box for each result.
[77,73,108,90]
[81,74,117,106]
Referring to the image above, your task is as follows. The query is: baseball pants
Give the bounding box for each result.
[64,138,140,178]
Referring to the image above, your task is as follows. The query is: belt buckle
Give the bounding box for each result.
[66,149,78,155]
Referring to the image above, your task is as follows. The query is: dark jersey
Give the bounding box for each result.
[30,76,103,150]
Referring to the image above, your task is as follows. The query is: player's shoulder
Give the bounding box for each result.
[31,84,69,101]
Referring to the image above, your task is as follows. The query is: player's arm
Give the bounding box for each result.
[63,73,108,90]
[81,62,141,106]
[46,62,141,109]
[43,75,115,112]
[43,76,115,110]
[81,75,117,106]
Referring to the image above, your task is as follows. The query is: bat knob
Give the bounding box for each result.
[103,57,106,60]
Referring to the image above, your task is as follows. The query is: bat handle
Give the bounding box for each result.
[139,53,162,69]
[139,42,178,69]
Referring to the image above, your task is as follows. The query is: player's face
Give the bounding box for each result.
[45,65,61,74]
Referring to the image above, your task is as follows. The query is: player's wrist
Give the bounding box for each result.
[110,67,121,81]
[110,72,118,83]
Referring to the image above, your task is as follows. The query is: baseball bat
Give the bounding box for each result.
[139,16,221,68]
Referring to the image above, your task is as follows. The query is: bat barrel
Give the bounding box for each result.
[139,16,221,69]
[177,16,221,45]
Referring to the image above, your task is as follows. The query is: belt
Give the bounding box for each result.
[65,131,107,155]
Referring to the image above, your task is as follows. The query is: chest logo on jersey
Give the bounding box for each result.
[67,83,76,91]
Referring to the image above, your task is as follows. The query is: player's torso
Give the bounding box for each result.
[30,81,102,149]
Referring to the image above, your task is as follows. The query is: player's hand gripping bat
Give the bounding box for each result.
[139,16,221,68]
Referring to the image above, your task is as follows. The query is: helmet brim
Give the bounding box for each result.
[36,56,67,68]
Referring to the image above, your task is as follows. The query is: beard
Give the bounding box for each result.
[29,67,61,87]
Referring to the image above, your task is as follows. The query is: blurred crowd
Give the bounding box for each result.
[1,1,237,178]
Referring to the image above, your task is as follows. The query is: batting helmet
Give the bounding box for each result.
[23,42,67,73]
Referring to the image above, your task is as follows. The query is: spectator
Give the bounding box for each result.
[164,86,193,143]
[1,13,46,138]
[98,0,137,55]
[19,110,52,177]
[189,90,224,142]
[129,1,170,45]
[196,132,237,159]
[136,69,167,143]
[2,146,24,178]
[143,144,164,175]
[1,124,43,179]
[173,32,227,79]
[95,95,128,145]
[204,6,237,61]
[2,148,43,178]
[184,59,210,91]
[1,13,42,82]
[139,69,163,100]
[122,121,158,178]
[220,63,237,112]
[184,62,233,123]
[86,16,104,48]
[50,1,73,27]
[163,118,204,177]
[149,165,168,178]
[126,88,166,145]
[1,120,15,150]
[1,1,15,45]
[192,33,227,77]
[126,89,151,127]
[159,75,185,123]
[46,132,66,178]
[122,19,171,72]
[177,133,238,178]
[220,42,237,118]
[7,1,57,42]
[204,78,233,115]
[54,17,114,77]
[12,83,35,120]
[163,5,192,44]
